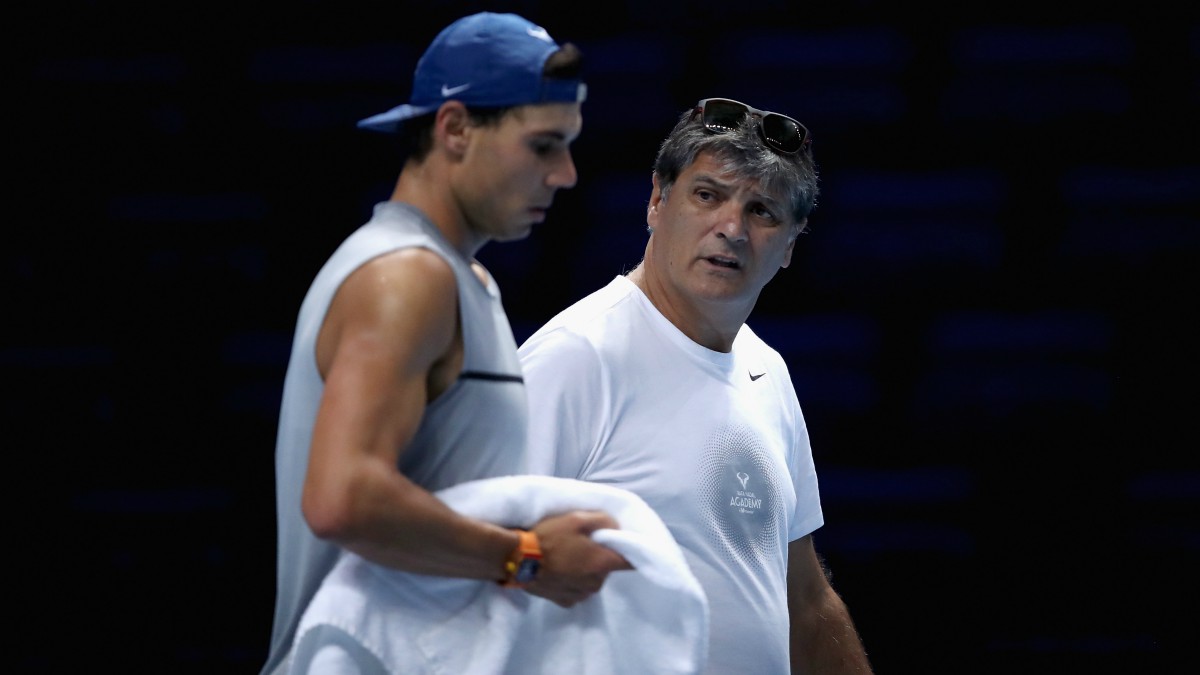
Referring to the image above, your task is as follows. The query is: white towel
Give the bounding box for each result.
[289,475,709,675]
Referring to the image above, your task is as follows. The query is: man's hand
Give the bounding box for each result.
[523,510,633,607]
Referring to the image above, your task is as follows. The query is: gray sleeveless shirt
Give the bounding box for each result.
[261,202,528,675]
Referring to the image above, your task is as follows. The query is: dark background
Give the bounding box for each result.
[13,1,1197,672]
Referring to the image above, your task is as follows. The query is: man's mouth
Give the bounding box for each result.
[706,256,741,269]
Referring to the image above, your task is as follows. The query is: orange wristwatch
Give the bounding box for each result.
[500,529,542,588]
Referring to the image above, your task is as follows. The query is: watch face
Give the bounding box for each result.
[515,558,541,584]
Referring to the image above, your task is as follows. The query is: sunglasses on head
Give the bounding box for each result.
[694,98,811,154]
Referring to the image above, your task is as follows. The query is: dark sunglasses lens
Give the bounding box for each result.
[703,99,749,133]
[761,114,803,153]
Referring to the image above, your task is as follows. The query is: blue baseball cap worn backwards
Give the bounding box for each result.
[357,12,587,133]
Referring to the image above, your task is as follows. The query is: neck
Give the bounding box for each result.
[390,159,486,260]
[627,262,750,353]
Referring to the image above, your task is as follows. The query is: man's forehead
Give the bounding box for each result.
[686,154,780,202]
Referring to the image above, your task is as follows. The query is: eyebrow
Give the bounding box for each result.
[526,129,576,144]
[691,172,781,209]
[753,192,785,213]
[689,173,732,191]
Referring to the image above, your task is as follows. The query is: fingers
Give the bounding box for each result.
[565,512,633,571]
[525,577,600,608]
[523,510,632,605]
[571,509,621,534]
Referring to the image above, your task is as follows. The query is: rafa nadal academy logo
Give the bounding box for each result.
[696,424,781,572]
[731,471,762,514]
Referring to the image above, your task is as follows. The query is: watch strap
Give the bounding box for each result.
[500,529,542,588]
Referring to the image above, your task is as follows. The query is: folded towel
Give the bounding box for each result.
[289,475,709,675]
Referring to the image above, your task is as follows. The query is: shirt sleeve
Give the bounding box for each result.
[788,400,824,541]
[772,351,824,541]
[518,328,607,479]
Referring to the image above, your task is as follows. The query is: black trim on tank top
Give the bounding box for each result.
[460,371,524,383]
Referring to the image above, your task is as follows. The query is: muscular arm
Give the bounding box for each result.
[301,248,627,602]
[788,535,873,674]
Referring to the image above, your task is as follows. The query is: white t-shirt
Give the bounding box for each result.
[519,275,824,675]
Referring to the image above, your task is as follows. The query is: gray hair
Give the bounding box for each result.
[652,105,819,228]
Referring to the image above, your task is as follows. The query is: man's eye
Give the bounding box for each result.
[531,141,560,156]
[752,205,777,221]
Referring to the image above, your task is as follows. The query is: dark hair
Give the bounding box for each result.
[652,105,820,227]
[543,42,584,79]
[397,42,584,160]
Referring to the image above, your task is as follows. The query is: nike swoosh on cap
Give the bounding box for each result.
[526,27,552,42]
[441,83,471,97]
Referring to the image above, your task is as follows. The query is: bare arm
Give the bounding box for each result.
[301,248,627,604]
[788,535,873,674]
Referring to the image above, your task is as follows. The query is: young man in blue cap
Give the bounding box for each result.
[261,12,628,675]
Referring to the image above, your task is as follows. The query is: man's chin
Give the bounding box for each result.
[493,225,534,243]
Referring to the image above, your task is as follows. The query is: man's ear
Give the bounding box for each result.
[646,173,663,228]
[434,101,471,156]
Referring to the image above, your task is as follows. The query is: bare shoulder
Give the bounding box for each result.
[317,247,460,376]
[350,247,456,304]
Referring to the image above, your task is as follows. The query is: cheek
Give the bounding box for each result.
[499,156,543,190]
[758,234,793,268]
[473,141,527,185]
[780,240,796,268]
[479,158,527,198]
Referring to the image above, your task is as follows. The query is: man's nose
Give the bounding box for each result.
[715,206,748,242]
[547,152,578,190]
